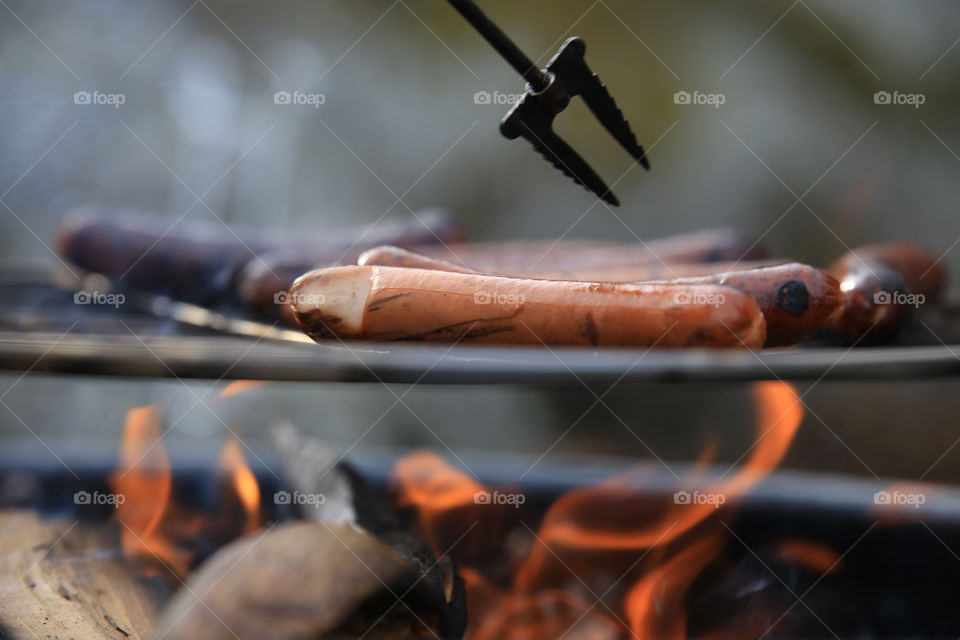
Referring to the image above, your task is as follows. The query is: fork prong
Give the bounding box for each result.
[547,37,649,171]
[523,123,619,205]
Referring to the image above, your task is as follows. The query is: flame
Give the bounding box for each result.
[218,380,266,398]
[390,380,805,640]
[109,405,191,576]
[773,539,840,575]
[625,380,803,638]
[625,533,726,639]
[393,451,489,552]
[218,437,262,534]
[109,406,265,579]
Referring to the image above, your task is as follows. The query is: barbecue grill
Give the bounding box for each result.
[3,276,960,383]
[2,265,959,639]
[5,1,960,638]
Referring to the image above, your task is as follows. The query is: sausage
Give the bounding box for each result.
[55,207,464,310]
[358,245,780,282]
[288,265,767,348]
[826,244,943,344]
[236,209,466,317]
[829,263,908,344]
[357,247,834,347]
[357,245,480,274]
[828,243,945,304]
[413,228,767,276]
[650,263,844,347]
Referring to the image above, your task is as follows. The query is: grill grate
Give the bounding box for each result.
[1,275,959,384]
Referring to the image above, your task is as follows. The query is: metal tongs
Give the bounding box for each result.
[447,0,649,205]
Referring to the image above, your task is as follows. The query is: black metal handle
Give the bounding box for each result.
[446,0,549,90]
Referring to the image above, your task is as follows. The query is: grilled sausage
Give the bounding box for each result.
[358,247,835,347]
[829,243,945,304]
[289,265,767,348]
[358,245,780,282]
[825,244,943,344]
[829,263,908,344]
[358,246,479,274]
[54,206,463,310]
[413,228,767,276]
[651,263,844,347]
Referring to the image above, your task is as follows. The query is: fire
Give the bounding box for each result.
[390,381,805,639]
[773,539,841,575]
[218,437,262,534]
[218,380,266,398]
[625,533,725,639]
[109,405,191,576]
[109,406,264,577]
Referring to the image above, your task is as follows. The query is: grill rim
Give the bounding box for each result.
[1,330,958,385]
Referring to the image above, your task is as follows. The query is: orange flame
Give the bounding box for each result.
[218,380,266,398]
[218,437,262,535]
[391,380,805,640]
[773,539,841,575]
[109,405,192,576]
[625,381,803,638]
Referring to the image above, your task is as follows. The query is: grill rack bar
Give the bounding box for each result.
[1,331,959,385]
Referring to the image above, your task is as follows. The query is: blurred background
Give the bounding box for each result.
[2,0,960,484]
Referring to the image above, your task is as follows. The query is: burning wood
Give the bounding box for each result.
[0,510,161,640]
[153,521,466,640]
[153,426,467,639]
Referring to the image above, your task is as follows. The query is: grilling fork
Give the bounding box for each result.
[447,0,649,205]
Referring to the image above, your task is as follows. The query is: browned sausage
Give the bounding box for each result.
[829,263,908,344]
[357,246,479,274]
[54,207,463,310]
[289,266,767,348]
[413,228,767,276]
[650,263,844,347]
[358,245,780,282]
[828,243,945,303]
[357,247,834,347]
